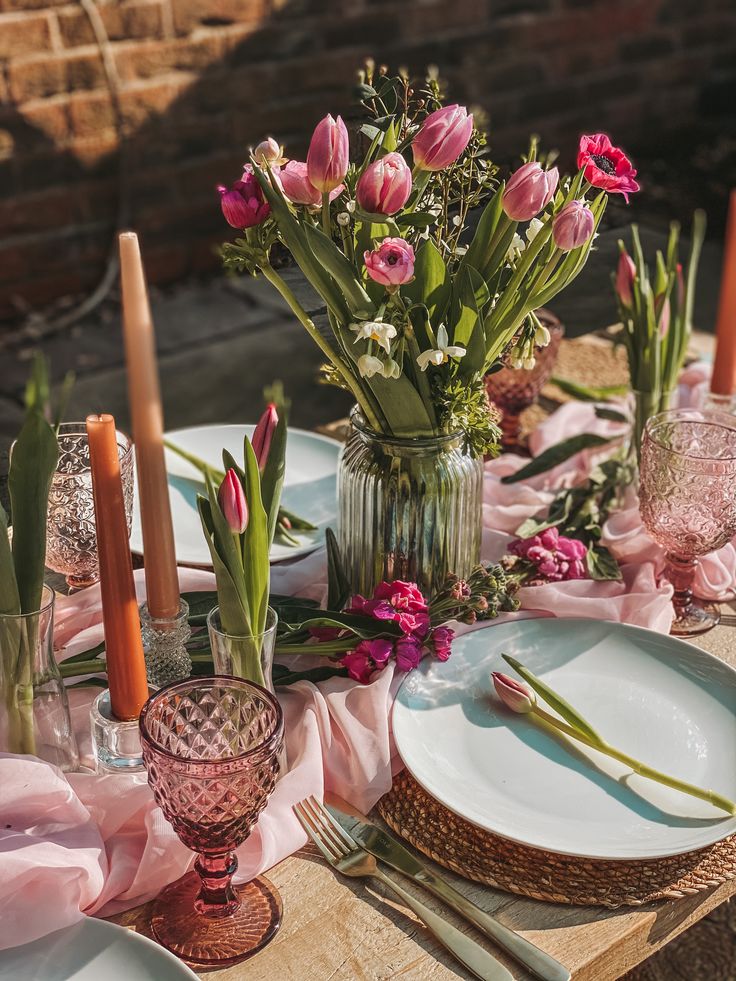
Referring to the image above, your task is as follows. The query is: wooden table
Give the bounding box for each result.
[112,331,734,980]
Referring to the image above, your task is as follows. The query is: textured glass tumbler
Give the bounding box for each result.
[139,677,284,967]
[338,408,483,598]
[46,423,134,589]
[639,409,736,635]
[207,606,278,693]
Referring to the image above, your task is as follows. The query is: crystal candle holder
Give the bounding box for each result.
[140,598,192,688]
[91,688,149,773]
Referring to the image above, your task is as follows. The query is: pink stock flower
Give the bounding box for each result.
[510,528,587,582]
[577,133,640,202]
[341,648,375,684]
[502,161,559,221]
[280,160,343,207]
[394,636,424,672]
[615,251,637,308]
[431,625,454,662]
[412,104,473,171]
[307,114,349,193]
[218,171,270,229]
[552,200,595,251]
[372,580,427,613]
[356,152,412,215]
[218,468,248,534]
[492,672,535,713]
[252,402,278,471]
[364,237,415,288]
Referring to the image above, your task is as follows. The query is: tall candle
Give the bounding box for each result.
[87,414,149,721]
[711,190,736,396]
[119,231,180,618]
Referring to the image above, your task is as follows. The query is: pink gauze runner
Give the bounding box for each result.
[2,359,733,950]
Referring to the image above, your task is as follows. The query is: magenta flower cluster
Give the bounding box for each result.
[340,580,453,683]
[509,528,587,582]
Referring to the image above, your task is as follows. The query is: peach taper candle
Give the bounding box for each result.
[119,231,180,618]
[711,190,736,397]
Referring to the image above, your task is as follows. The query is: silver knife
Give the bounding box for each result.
[327,803,571,981]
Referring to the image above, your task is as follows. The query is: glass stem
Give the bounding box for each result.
[194,851,240,918]
[663,552,697,619]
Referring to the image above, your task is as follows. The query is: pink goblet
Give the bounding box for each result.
[639,409,736,636]
[139,676,284,967]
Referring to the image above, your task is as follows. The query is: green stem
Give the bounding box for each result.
[321,192,332,238]
[59,657,106,679]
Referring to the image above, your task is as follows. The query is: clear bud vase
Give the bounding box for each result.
[0,585,79,771]
[206,607,278,693]
[626,388,675,472]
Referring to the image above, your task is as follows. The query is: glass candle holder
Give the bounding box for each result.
[141,598,192,689]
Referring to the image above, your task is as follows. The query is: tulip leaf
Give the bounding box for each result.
[594,406,629,424]
[326,527,351,612]
[0,504,20,617]
[402,240,450,328]
[462,184,506,277]
[550,377,629,402]
[197,495,252,637]
[451,266,485,378]
[302,222,374,315]
[500,434,613,484]
[240,436,270,635]
[502,654,603,744]
[260,409,287,546]
[272,664,348,685]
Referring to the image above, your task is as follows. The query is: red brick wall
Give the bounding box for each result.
[1,0,735,321]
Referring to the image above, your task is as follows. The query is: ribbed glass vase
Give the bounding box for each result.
[337,409,483,598]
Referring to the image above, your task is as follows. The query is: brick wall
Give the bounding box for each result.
[1,0,735,321]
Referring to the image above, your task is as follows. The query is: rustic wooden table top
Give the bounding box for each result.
[111,330,735,980]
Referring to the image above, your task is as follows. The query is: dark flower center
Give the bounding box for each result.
[590,153,616,175]
[386,253,399,265]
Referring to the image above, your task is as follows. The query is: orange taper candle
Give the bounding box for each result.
[87,414,149,721]
[119,231,180,618]
[711,190,736,396]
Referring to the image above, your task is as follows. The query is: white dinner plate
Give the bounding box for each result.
[393,618,736,860]
[0,916,197,980]
[130,424,340,565]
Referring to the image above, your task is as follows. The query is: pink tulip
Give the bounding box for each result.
[552,200,595,251]
[356,152,412,215]
[253,137,282,166]
[307,114,349,193]
[412,104,473,171]
[252,402,278,471]
[364,237,415,288]
[279,160,343,207]
[615,251,637,308]
[491,672,535,714]
[502,161,559,221]
[217,170,270,229]
[218,468,248,534]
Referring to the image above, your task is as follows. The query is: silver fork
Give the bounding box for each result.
[294,796,514,981]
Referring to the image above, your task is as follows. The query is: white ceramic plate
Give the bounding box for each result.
[0,916,197,981]
[130,424,340,565]
[393,618,736,860]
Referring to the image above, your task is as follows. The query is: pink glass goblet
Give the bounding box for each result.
[639,408,736,636]
[139,676,284,967]
[484,311,564,454]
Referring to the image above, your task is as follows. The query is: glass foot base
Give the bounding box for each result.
[670,602,720,637]
[66,572,99,591]
[150,870,282,967]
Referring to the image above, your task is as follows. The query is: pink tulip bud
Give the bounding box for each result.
[657,295,671,338]
[492,672,536,713]
[252,402,278,471]
[218,468,248,534]
[217,170,270,229]
[356,152,412,215]
[412,104,473,171]
[364,237,415,288]
[552,200,595,251]
[253,137,283,166]
[307,114,349,193]
[279,160,344,207]
[502,161,559,221]
[615,251,637,308]
[676,262,685,309]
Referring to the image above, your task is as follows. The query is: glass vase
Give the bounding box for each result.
[207,607,278,693]
[337,408,483,598]
[0,585,79,770]
[627,388,675,470]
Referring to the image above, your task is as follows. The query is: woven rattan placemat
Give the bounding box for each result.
[377,770,736,909]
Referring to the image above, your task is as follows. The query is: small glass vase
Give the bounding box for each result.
[337,408,483,598]
[626,388,675,471]
[207,606,278,693]
[0,585,79,770]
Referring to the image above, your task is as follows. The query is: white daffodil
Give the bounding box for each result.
[350,320,397,354]
[381,358,401,379]
[506,232,525,262]
[534,322,551,346]
[526,217,545,243]
[416,325,466,372]
[357,354,385,378]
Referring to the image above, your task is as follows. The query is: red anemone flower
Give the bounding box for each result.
[577,133,640,203]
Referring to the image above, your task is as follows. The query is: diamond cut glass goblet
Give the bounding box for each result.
[139,676,284,967]
[639,408,736,636]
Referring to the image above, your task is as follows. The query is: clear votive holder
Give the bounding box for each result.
[140,599,192,689]
[91,688,148,773]
[702,391,736,414]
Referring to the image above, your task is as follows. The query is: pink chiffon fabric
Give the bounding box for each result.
[3,360,733,950]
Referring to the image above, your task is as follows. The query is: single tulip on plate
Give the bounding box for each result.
[491,671,536,713]
[356,152,412,215]
[412,104,473,171]
[218,468,248,534]
[502,162,559,221]
[307,114,349,193]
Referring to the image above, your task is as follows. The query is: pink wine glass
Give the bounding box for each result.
[139,676,284,967]
[639,408,736,636]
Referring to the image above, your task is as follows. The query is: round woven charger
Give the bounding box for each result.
[377,770,736,909]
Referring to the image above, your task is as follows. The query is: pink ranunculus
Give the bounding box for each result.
[431,625,454,662]
[356,152,413,215]
[307,114,349,193]
[218,468,248,534]
[279,160,343,207]
[252,402,278,471]
[502,161,559,221]
[394,636,424,672]
[510,528,589,582]
[364,237,415,288]
[577,133,640,202]
[341,648,375,684]
[552,200,595,251]
[492,672,535,713]
[412,104,473,171]
[218,170,270,229]
[615,251,637,308]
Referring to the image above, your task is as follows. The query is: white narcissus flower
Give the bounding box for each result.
[526,217,545,243]
[506,232,525,262]
[416,325,466,372]
[381,358,401,379]
[534,323,551,346]
[350,320,397,353]
[357,354,384,378]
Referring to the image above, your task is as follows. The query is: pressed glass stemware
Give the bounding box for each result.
[139,676,284,967]
[639,408,736,636]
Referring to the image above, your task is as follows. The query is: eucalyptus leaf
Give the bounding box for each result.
[500,434,613,484]
[395,212,437,228]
